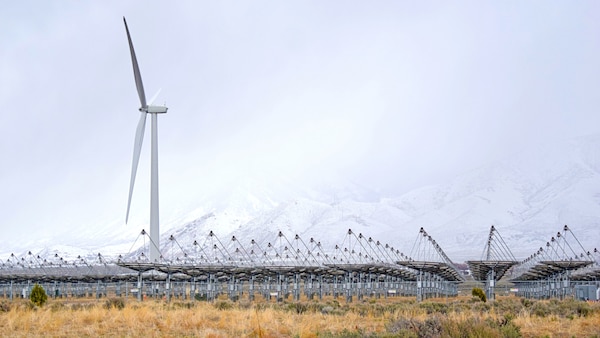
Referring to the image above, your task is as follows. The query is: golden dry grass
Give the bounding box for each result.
[513,307,600,338]
[0,297,383,337]
[0,295,597,337]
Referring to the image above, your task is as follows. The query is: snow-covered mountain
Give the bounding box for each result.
[121,134,600,263]
[386,135,600,261]
[10,135,600,264]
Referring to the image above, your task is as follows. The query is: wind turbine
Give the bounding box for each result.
[123,17,167,262]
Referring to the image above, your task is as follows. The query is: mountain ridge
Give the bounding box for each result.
[7,135,600,264]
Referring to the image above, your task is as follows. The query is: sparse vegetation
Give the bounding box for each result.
[0,295,597,336]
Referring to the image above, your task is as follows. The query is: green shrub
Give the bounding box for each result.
[387,315,443,337]
[317,328,383,338]
[104,297,125,310]
[499,323,522,338]
[238,298,252,309]
[443,317,500,337]
[494,298,523,315]
[497,314,521,338]
[213,300,233,310]
[525,298,595,318]
[385,301,526,337]
[68,302,95,311]
[576,301,591,317]
[420,301,449,314]
[30,284,48,307]
[520,297,533,307]
[321,305,335,314]
[311,302,334,314]
[531,301,550,317]
[472,301,491,312]
[421,316,443,337]
[0,300,11,312]
[472,287,487,302]
[287,302,308,314]
[386,317,419,337]
[49,302,65,312]
[194,293,208,301]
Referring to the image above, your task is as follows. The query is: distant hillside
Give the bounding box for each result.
[16,135,600,263]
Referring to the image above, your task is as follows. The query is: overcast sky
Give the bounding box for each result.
[1,1,599,251]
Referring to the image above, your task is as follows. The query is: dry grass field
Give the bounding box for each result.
[0,295,598,337]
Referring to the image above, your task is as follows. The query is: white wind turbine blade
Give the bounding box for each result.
[123,17,147,108]
[126,112,147,223]
[148,88,162,106]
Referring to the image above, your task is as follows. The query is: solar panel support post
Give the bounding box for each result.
[166,272,171,302]
[276,273,283,303]
[486,269,496,302]
[249,275,255,301]
[416,271,423,302]
[137,271,142,301]
[228,273,237,301]
[561,271,571,300]
[357,272,363,301]
[263,275,270,300]
[345,271,352,303]
[293,273,300,301]
[318,274,324,300]
[207,273,215,301]
[190,276,196,300]
[383,275,389,299]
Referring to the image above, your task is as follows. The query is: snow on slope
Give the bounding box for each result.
[159,134,600,263]
[11,135,600,264]
[386,135,600,261]
[124,177,395,259]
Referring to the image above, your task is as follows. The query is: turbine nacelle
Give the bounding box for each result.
[141,105,168,114]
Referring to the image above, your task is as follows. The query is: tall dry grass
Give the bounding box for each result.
[0,295,598,337]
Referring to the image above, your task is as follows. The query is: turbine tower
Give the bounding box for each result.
[123,17,167,262]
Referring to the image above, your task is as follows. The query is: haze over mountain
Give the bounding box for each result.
[161,133,599,263]
[2,2,599,268]
[8,134,599,264]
